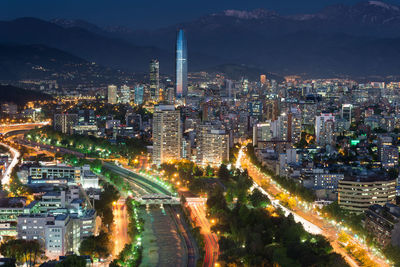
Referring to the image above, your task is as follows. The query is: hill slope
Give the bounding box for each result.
[0,85,52,105]
[0,18,171,72]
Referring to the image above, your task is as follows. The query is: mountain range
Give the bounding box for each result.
[2,1,400,79]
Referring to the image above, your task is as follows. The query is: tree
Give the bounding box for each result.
[0,239,44,267]
[249,188,270,208]
[218,164,230,182]
[56,255,86,267]
[79,231,110,260]
[205,165,214,176]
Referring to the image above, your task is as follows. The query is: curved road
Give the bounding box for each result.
[237,146,388,267]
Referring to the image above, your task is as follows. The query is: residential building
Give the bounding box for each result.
[315,113,335,146]
[365,203,400,248]
[196,125,229,167]
[53,114,78,134]
[152,105,182,165]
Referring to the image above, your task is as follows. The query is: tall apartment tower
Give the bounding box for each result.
[107,85,117,104]
[175,29,188,101]
[196,124,229,167]
[150,59,160,101]
[54,113,78,134]
[152,105,181,165]
[315,113,335,146]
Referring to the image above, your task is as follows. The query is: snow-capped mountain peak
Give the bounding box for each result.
[368,1,399,11]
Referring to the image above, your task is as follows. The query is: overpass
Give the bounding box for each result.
[102,162,175,196]
[135,194,180,205]
[0,122,49,185]
[0,122,49,135]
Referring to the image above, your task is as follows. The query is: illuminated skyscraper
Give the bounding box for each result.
[175,29,187,100]
[260,74,267,85]
[107,85,117,104]
[149,59,160,101]
[119,85,131,104]
[134,85,144,105]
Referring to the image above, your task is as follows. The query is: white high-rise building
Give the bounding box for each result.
[315,113,335,146]
[196,124,229,167]
[341,104,353,122]
[253,122,272,146]
[119,85,131,104]
[107,85,117,104]
[152,105,181,165]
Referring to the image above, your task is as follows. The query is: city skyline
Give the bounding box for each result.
[2,1,400,266]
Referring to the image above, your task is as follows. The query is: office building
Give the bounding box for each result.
[341,104,353,122]
[30,165,81,181]
[119,85,131,104]
[77,110,95,125]
[253,122,272,147]
[313,171,344,191]
[150,59,160,101]
[338,178,396,212]
[134,85,144,105]
[175,29,188,100]
[53,114,78,135]
[107,85,117,104]
[152,105,182,165]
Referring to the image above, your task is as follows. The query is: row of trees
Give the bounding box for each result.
[246,144,316,202]
[0,239,44,266]
[26,126,147,159]
[322,202,400,265]
[207,168,348,266]
[0,239,88,267]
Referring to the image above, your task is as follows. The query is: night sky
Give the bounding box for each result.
[1,0,399,29]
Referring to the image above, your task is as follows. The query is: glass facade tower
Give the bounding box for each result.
[149,59,160,101]
[175,29,187,100]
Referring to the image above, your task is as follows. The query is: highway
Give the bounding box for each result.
[0,122,49,186]
[113,198,130,257]
[0,122,48,135]
[237,146,388,267]
[0,143,20,186]
[186,198,219,267]
[102,162,173,196]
